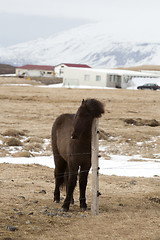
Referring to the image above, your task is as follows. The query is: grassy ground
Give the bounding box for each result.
[0,77,160,240]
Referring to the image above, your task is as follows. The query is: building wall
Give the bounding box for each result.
[141,70,160,76]
[16,69,54,77]
[54,65,65,78]
[63,67,159,89]
[63,67,107,87]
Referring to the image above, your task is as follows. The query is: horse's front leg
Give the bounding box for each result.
[79,168,90,210]
[64,168,74,204]
[62,170,78,211]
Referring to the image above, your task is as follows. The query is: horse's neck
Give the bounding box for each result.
[81,121,93,139]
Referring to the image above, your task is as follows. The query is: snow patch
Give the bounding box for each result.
[0,154,159,178]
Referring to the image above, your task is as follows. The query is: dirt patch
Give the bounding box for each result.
[0,164,160,240]
[0,77,41,85]
[124,118,160,127]
[31,76,63,85]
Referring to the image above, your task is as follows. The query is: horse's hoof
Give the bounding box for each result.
[81,207,88,212]
[80,203,87,210]
[62,207,69,212]
[54,199,60,203]
[71,199,74,205]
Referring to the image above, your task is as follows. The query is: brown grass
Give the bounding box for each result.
[0,77,160,239]
[5,137,22,146]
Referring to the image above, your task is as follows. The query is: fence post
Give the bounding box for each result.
[91,118,99,216]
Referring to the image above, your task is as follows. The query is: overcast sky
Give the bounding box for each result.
[0,0,160,47]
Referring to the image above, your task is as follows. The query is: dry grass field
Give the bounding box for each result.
[0,77,160,240]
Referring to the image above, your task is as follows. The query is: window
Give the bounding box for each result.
[84,74,90,81]
[60,68,64,74]
[40,71,45,76]
[109,75,119,82]
[96,75,101,81]
[109,75,114,82]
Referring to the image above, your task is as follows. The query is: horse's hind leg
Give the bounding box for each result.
[54,156,67,203]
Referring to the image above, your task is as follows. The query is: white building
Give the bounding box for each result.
[16,65,54,78]
[63,67,159,88]
[54,63,91,78]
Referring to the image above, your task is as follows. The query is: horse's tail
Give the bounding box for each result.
[54,168,66,189]
[52,121,67,188]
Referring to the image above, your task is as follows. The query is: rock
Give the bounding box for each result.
[118,203,124,207]
[40,209,48,214]
[13,208,18,212]
[26,221,31,224]
[130,180,137,185]
[28,212,34,215]
[47,212,57,217]
[39,190,46,194]
[17,212,23,216]
[18,196,25,199]
[6,225,18,231]
[23,202,30,206]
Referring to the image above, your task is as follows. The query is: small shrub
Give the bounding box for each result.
[2,129,26,137]
[12,151,31,158]
[6,137,22,146]
[25,137,44,144]
[24,143,43,152]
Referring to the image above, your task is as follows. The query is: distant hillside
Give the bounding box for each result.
[117,65,160,72]
[0,64,15,74]
[0,22,160,68]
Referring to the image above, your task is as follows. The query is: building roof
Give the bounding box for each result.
[56,63,91,68]
[66,67,159,78]
[17,65,54,71]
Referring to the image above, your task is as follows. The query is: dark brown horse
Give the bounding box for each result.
[51,98,104,211]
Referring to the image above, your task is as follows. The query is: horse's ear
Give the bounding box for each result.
[81,99,85,105]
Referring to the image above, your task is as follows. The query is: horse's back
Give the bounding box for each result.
[52,113,74,131]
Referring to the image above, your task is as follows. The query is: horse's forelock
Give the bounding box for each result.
[84,98,104,118]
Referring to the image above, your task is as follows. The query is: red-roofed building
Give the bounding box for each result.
[54,63,91,77]
[16,65,54,78]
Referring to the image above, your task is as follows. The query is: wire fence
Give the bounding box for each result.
[52,151,160,180]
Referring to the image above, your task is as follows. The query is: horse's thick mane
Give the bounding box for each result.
[85,98,104,118]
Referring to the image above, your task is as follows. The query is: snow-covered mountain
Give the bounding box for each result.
[0,22,160,68]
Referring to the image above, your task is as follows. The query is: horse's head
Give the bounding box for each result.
[71,99,104,139]
[71,99,92,139]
